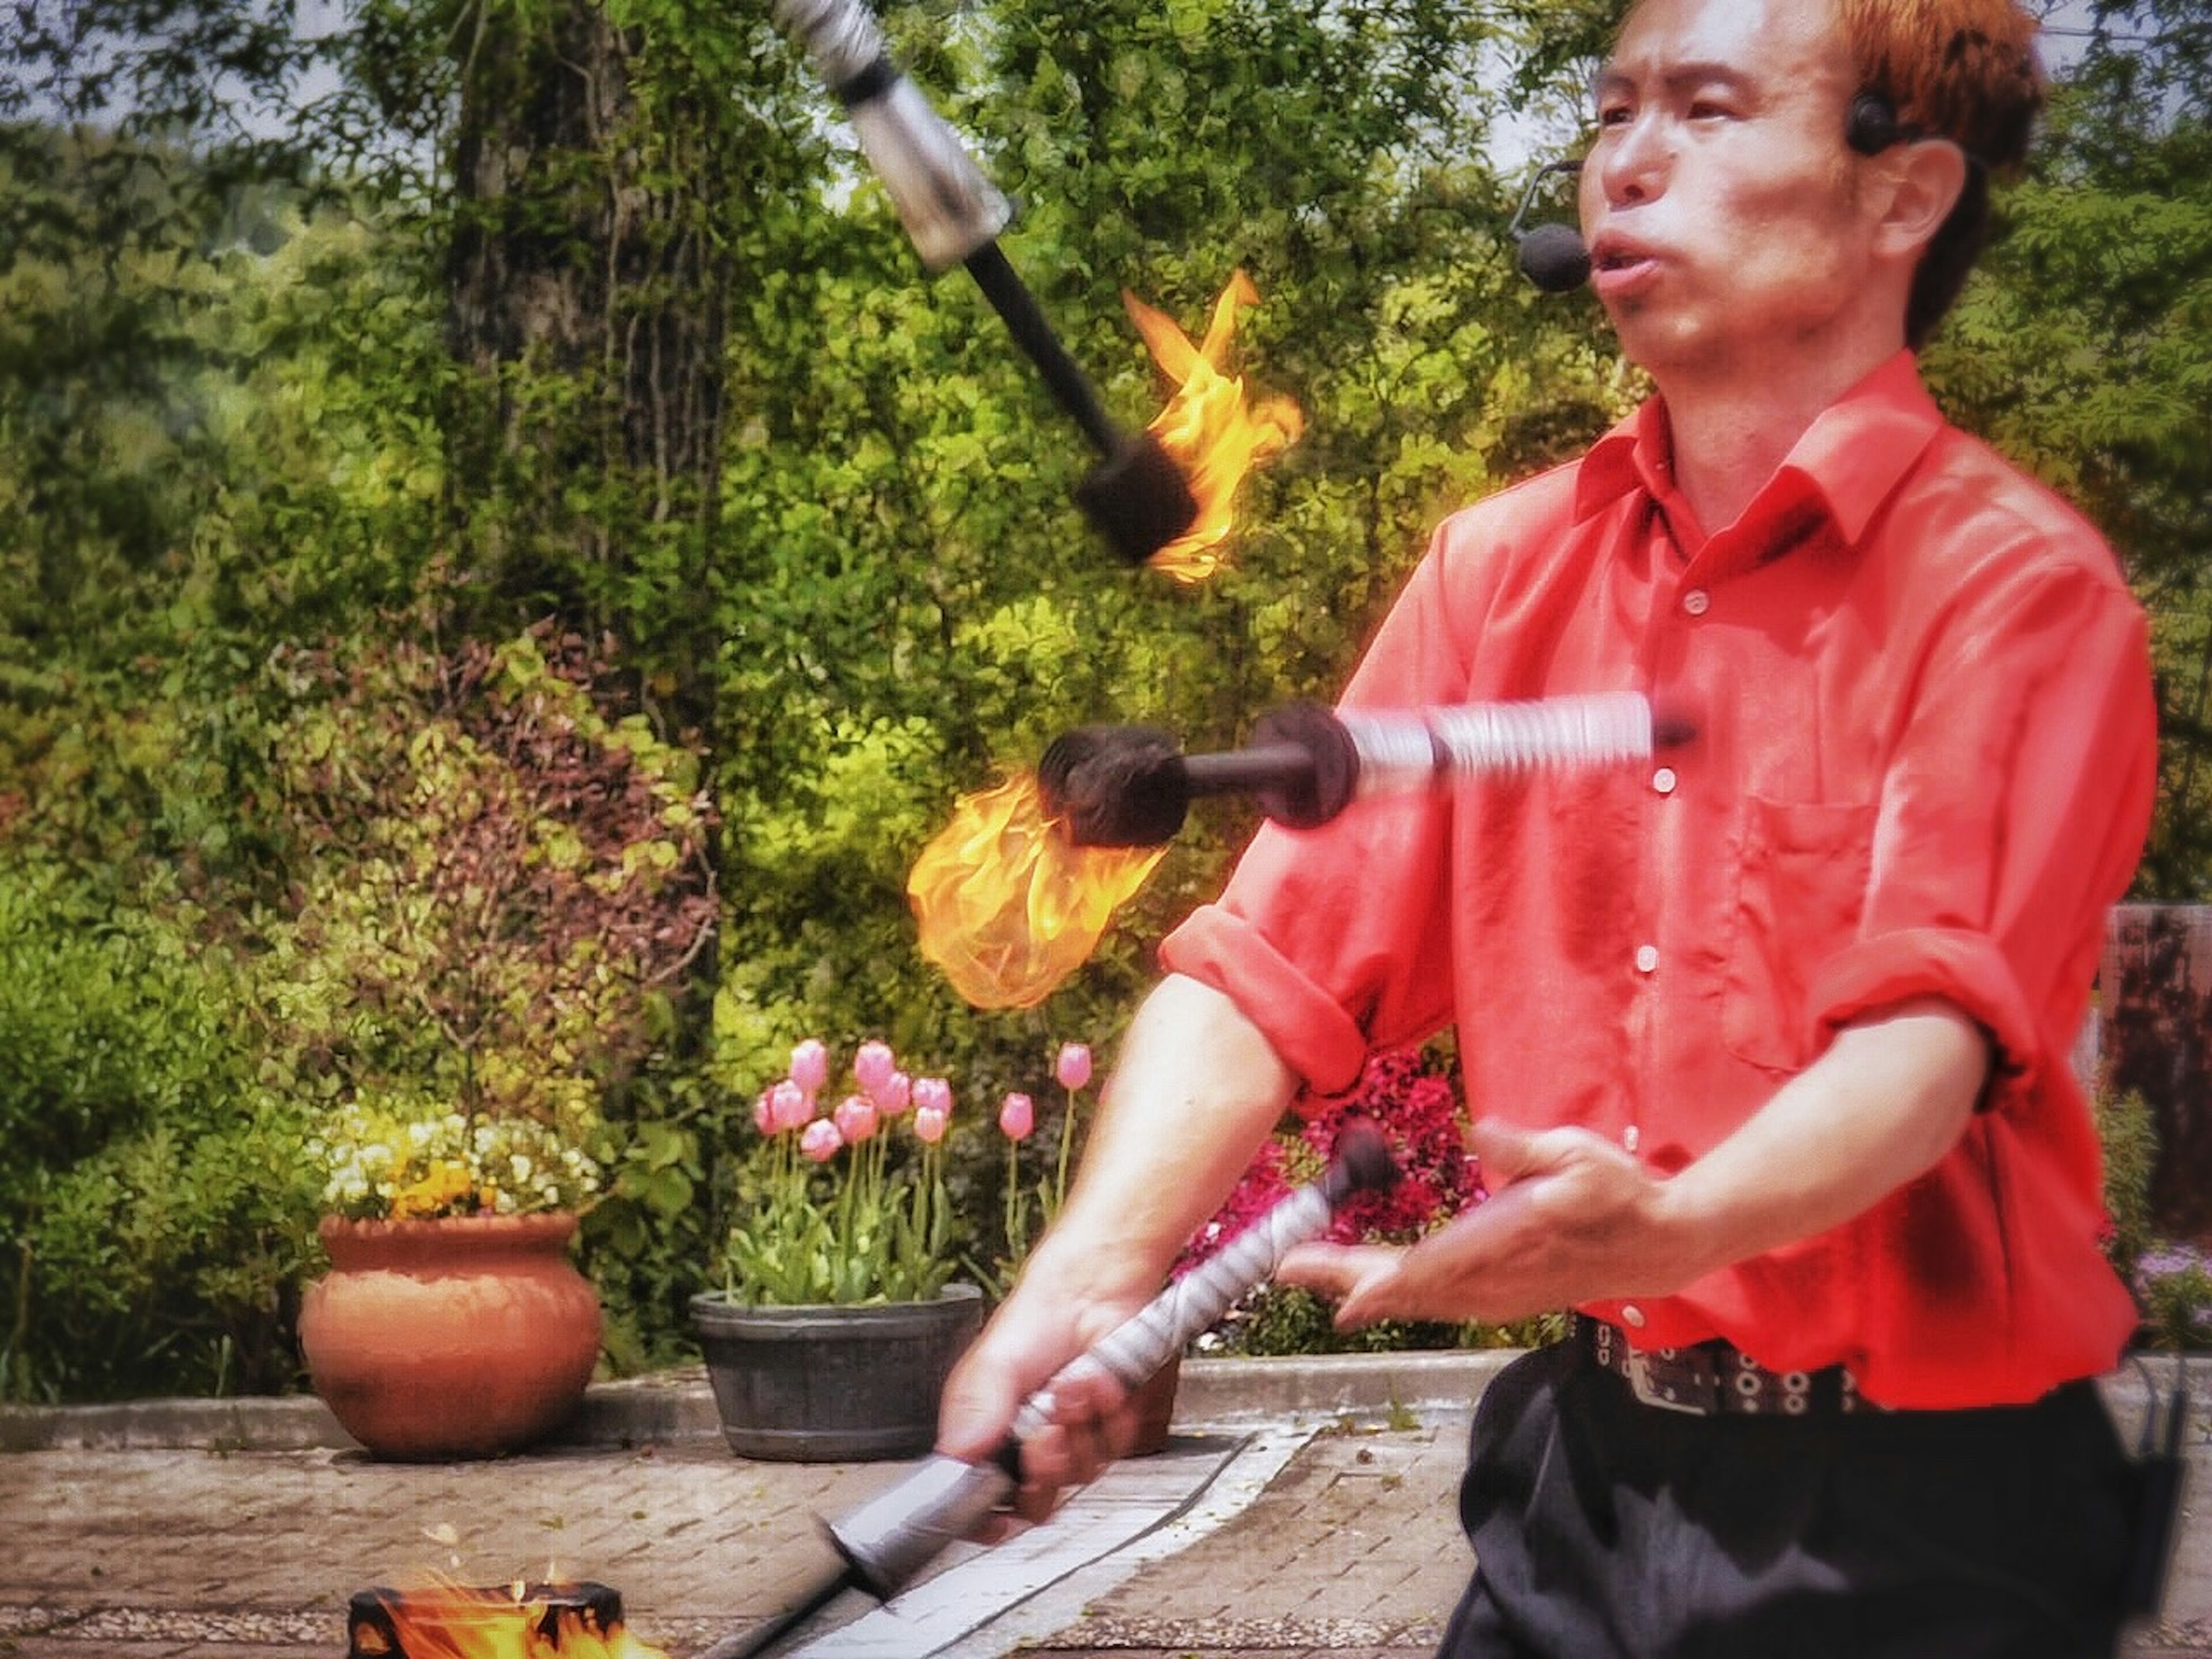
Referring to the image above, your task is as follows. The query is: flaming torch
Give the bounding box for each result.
[772,0,1199,566]
[1041,692,1695,847]
[910,694,1688,1009]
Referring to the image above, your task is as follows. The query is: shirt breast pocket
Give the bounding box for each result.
[1723,796,1877,1073]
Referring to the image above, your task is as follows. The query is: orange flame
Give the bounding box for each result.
[356,1581,669,1659]
[907,771,1166,1009]
[1124,271,1304,583]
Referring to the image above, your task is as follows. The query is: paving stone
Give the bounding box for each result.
[4,1363,2210,1657]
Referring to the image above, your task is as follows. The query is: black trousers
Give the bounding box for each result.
[1440,1342,2139,1659]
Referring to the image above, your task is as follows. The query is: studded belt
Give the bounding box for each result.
[1571,1315,1889,1416]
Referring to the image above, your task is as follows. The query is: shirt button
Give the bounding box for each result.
[1653,767,1677,796]
[1681,589,1710,617]
[1635,944,1659,974]
[1622,1304,1647,1329]
[1623,1125,1641,1153]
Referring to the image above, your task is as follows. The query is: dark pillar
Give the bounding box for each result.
[2096,904,2212,1246]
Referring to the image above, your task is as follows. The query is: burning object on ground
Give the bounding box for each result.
[347,1580,667,1659]
[772,0,1297,572]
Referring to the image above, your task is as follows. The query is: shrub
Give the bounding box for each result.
[255,624,716,1228]
[0,856,317,1400]
[2133,1245,2212,1353]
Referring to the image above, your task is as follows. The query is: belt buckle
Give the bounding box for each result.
[1625,1349,1709,1415]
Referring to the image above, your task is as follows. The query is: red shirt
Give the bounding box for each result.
[1161,352,2157,1408]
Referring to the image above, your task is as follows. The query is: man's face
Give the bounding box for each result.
[1578,0,1882,379]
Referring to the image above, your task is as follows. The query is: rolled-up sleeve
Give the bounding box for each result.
[1160,521,1495,1091]
[1808,546,2157,1104]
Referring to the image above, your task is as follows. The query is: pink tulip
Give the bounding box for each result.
[854,1040,896,1095]
[874,1070,913,1116]
[752,1089,775,1136]
[800,1118,843,1162]
[834,1094,880,1143]
[768,1078,812,1134]
[914,1103,949,1145]
[998,1092,1035,1141]
[912,1076,953,1119]
[1055,1043,1093,1092]
[789,1038,830,1095]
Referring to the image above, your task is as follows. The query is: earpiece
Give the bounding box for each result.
[1846,90,1914,156]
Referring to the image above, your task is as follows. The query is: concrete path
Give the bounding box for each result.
[5,1355,2208,1659]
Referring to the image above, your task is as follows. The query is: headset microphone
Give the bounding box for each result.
[1506,158,1591,294]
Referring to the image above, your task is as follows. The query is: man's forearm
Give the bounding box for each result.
[1028,972,1301,1300]
[1655,996,1988,1285]
[1282,997,1991,1329]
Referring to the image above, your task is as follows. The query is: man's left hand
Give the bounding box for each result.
[1277,1117,1706,1328]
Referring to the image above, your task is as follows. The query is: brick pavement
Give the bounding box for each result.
[6,1440,887,1657]
[981,1413,1469,1659]
[5,1362,2211,1659]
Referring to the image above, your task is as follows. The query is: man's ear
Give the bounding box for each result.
[1873,140,1971,260]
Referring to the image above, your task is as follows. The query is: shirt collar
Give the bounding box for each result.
[1572,350,1948,550]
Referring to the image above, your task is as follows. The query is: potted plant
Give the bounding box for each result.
[270,624,716,1459]
[692,1037,983,1461]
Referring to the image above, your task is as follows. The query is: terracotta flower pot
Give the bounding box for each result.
[301,1211,601,1461]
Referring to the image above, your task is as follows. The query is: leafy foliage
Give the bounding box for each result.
[253,625,717,1225]
[0,857,319,1400]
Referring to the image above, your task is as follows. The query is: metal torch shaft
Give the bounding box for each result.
[964,243,1124,459]
[772,0,1122,458]
[772,0,1010,271]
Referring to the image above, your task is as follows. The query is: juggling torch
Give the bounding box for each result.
[698,1123,1400,1659]
[1041,690,1695,848]
[772,0,1200,566]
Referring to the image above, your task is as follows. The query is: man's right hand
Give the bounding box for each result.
[934,1246,1155,1526]
[935,975,1302,1525]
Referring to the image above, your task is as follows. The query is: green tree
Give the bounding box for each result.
[1927,1,2212,893]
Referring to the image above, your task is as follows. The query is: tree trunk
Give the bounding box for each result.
[439,0,737,1159]
[442,0,730,749]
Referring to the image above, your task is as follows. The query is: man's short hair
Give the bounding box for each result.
[1838,0,2046,345]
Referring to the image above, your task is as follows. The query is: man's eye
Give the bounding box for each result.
[1597,104,1633,127]
[1687,100,1735,120]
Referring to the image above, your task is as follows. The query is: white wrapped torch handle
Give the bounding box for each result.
[827,1126,1396,1598]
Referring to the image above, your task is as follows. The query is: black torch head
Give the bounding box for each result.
[1038,722,1192,847]
[1073,433,1202,566]
[1320,1120,1400,1206]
